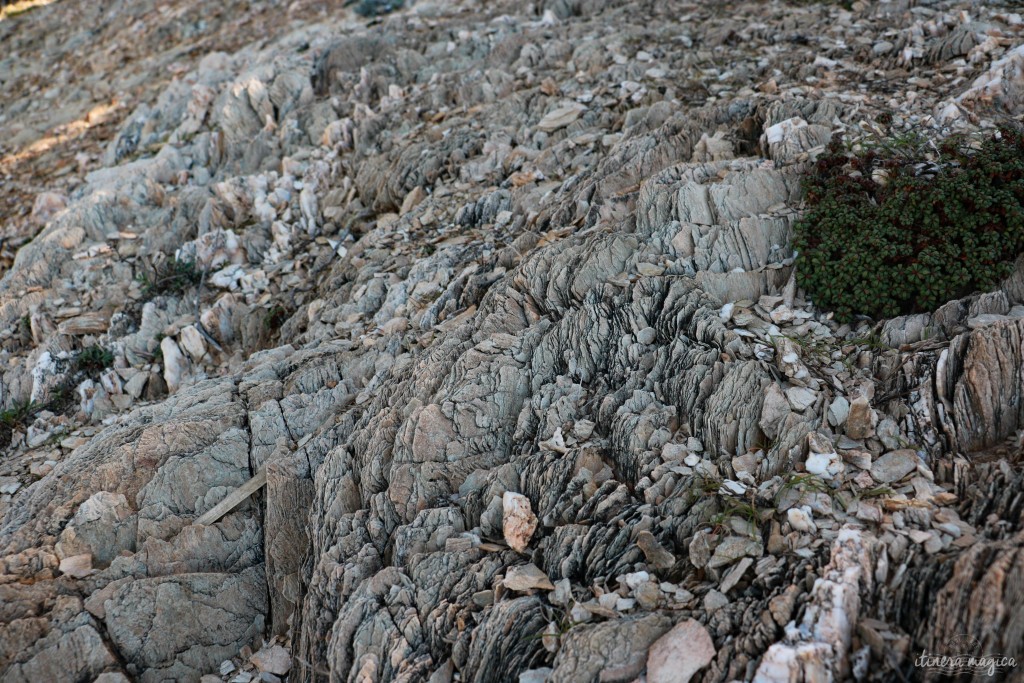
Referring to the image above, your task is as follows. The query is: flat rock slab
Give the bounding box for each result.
[870,449,919,483]
[647,619,716,683]
[550,615,674,683]
[504,563,555,592]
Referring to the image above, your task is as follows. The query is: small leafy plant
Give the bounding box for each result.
[0,400,36,430]
[786,0,854,8]
[47,344,117,415]
[262,304,290,332]
[74,345,115,375]
[136,258,202,300]
[0,399,37,450]
[794,126,1024,321]
[776,472,831,505]
[0,344,116,447]
[710,498,763,537]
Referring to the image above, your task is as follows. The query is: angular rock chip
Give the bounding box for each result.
[504,563,555,592]
[869,449,919,484]
[503,491,539,553]
[646,619,716,683]
[537,104,586,133]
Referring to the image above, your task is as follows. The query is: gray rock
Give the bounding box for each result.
[704,589,729,612]
[647,619,716,683]
[519,668,553,683]
[636,530,676,570]
[827,396,850,427]
[760,383,791,441]
[2,2,1024,683]
[549,615,673,683]
[708,536,763,569]
[786,386,817,412]
[104,568,268,682]
[56,491,136,568]
[870,449,919,484]
[876,418,902,450]
[845,396,876,440]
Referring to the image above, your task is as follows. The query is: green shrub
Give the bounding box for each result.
[0,344,116,443]
[0,400,36,430]
[74,345,115,376]
[136,258,202,300]
[793,127,1024,321]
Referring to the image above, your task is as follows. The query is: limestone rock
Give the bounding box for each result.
[550,615,673,683]
[536,104,587,133]
[503,491,539,554]
[1,2,1023,682]
[94,674,131,683]
[56,491,136,567]
[104,568,268,682]
[504,563,555,592]
[646,619,716,683]
[636,531,676,571]
[957,45,1024,114]
[160,336,189,394]
[869,449,919,484]
[58,554,94,579]
[845,396,876,440]
[250,644,291,676]
[30,192,68,226]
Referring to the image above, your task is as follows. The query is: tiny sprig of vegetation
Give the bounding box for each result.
[262,304,290,332]
[528,605,583,648]
[136,258,202,300]
[0,400,37,430]
[73,345,115,375]
[0,344,115,448]
[348,0,403,17]
[0,399,38,450]
[48,344,117,415]
[794,126,1024,321]
[858,485,894,499]
[693,473,770,537]
[710,497,763,536]
[776,472,831,502]
[785,0,854,9]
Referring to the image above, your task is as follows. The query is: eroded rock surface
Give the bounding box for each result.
[3,0,1024,682]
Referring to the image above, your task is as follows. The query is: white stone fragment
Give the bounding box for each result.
[787,506,817,533]
[160,337,189,394]
[537,104,586,132]
[786,386,817,411]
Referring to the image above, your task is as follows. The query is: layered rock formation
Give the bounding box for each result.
[2,0,1024,681]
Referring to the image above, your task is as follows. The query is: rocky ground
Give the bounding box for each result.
[2,0,1024,681]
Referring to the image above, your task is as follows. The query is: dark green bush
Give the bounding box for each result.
[794,127,1024,321]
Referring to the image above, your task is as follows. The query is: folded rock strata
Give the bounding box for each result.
[2,0,1024,682]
